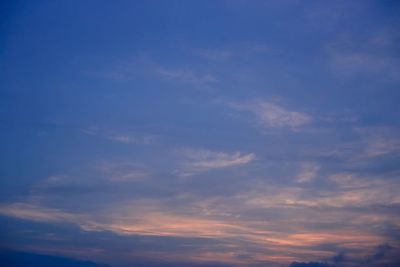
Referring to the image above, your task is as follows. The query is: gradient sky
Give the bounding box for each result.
[1,1,400,267]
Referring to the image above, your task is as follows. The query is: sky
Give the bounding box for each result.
[1,1,400,267]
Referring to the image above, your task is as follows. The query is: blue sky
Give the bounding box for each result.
[1,1,400,267]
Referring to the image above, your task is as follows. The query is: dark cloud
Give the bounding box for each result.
[363,243,400,266]
[0,250,111,267]
[367,243,392,262]
[289,262,332,267]
[293,244,400,267]
[332,252,345,264]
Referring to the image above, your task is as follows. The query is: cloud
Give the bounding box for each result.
[288,243,400,267]
[0,203,85,224]
[0,160,398,267]
[289,262,332,267]
[248,173,400,209]
[366,243,393,263]
[84,53,153,82]
[97,162,150,182]
[296,162,320,183]
[82,127,155,145]
[351,127,400,160]
[99,212,247,239]
[362,138,400,158]
[195,43,272,62]
[229,100,312,129]
[157,68,216,86]
[197,49,232,61]
[178,149,255,176]
[332,252,345,264]
[0,201,251,240]
[326,29,400,81]
[88,54,219,88]
[244,43,272,54]
[314,127,400,165]
[107,135,149,144]
[1,196,399,267]
[0,250,112,267]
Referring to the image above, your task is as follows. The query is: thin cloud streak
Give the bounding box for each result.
[197,48,232,61]
[177,149,255,177]
[157,68,217,86]
[229,100,312,130]
[82,127,156,145]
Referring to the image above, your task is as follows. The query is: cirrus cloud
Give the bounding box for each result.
[177,149,255,177]
[229,100,312,130]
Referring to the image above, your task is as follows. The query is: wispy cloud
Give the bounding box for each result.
[326,29,400,81]
[83,53,153,82]
[229,100,312,129]
[309,126,400,166]
[178,149,255,177]
[246,173,400,210]
[82,126,155,145]
[0,203,86,224]
[1,167,399,266]
[97,162,150,182]
[355,127,400,160]
[157,68,217,86]
[296,162,320,183]
[197,49,232,61]
[363,138,400,158]
[195,43,272,62]
[0,197,395,266]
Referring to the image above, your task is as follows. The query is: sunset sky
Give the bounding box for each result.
[1,1,400,267]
